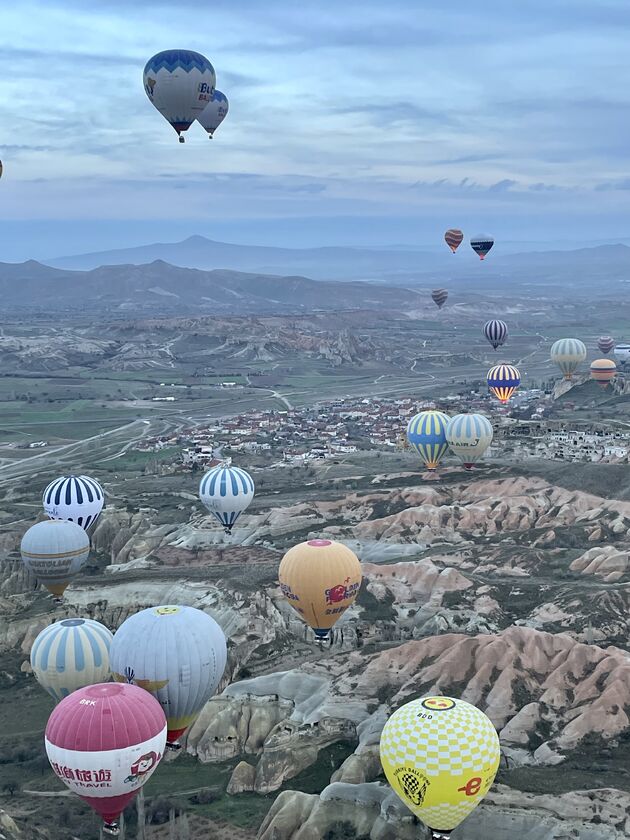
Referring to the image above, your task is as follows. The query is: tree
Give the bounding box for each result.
[3,781,18,796]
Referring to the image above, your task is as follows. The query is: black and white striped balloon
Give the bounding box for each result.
[483,319,508,350]
[42,474,105,531]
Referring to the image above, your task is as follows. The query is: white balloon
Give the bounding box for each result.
[143,50,216,142]
[197,90,229,137]
[199,464,254,533]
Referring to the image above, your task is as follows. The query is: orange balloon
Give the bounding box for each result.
[278,539,362,640]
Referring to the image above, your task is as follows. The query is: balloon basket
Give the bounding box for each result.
[166,741,182,753]
[430,832,451,840]
[52,597,64,605]
[102,821,120,837]
[178,135,185,144]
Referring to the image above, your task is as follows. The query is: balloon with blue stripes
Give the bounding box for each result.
[199,463,255,533]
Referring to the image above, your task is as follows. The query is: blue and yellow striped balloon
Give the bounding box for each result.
[487,364,521,404]
[406,411,451,470]
[30,618,113,702]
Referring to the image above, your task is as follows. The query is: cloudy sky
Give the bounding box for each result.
[0,0,629,260]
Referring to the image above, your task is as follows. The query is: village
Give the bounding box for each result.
[132,382,630,469]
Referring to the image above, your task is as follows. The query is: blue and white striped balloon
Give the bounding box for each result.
[43,474,105,530]
[446,414,493,469]
[199,464,255,533]
[483,319,508,350]
[406,410,451,471]
[30,618,113,702]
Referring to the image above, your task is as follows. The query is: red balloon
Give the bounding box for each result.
[45,683,166,836]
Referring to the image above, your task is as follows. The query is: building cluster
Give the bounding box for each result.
[131,385,623,468]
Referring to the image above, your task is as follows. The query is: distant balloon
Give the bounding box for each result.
[31,618,113,702]
[431,289,448,309]
[110,605,227,749]
[444,229,464,253]
[21,520,90,601]
[483,319,508,350]
[615,344,630,367]
[406,410,451,471]
[590,358,617,387]
[198,90,229,137]
[0,160,3,178]
[43,474,105,530]
[446,414,493,470]
[550,338,587,380]
[45,683,166,837]
[278,539,362,641]
[380,696,500,838]
[199,463,255,533]
[143,50,216,142]
[470,234,494,260]
[597,336,615,355]
[487,364,521,404]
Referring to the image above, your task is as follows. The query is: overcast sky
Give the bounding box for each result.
[1,0,629,259]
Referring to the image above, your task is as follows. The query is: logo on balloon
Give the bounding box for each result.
[325,580,359,605]
[394,766,429,807]
[124,751,160,784]
[145,77,156,98]
[421,697,456,712]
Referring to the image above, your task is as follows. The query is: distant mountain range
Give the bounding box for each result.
[0,259,427,315]
[45,235,630,288]
[46,235,442,280]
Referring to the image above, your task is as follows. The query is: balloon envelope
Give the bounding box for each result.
[143,50,216,140]
[444,229,463,253]
[597,336,615,355]
[43,474,104,530]
[21,520,90,599]
[615,344,630,366]
[483,319,508,350]
[380,696,500,832]
[590,358,616,386]
[550,338,587,379]
[199,463,255,533]
[487,364,520,404]
[446,414,493,469]
[406,411,451,470]
[110,605,227,747]
[278,539,362,640]
[31,618,113,702]
[470,234,494,260]
[45,683,166,832]
[431,289,448,309]
[198,90,229,136]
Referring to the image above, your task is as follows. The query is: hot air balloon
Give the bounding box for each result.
[590,358,617,387]
[550,338,587,380]
[597,336,615,355]
[143,50,216,142]
[45,683,166,837]
[0,160,3,178]
[380,696,500,840]
[278,539,362,641]
[431,289,448,309]
[444,229,463,253]
[483,319,508,350]
[199,462,255,533]
[31,618,113,702]
[470,234,494,260]
[110,605,227,750]
[198,90,229,138]
[21,520,90,602]
[43,474,104,530]
[487,364,520,404]
[446,414,493,470]
[615,344,630,367]
[406,411,451,471]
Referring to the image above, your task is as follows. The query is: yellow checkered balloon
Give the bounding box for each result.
[380,696,500,832]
